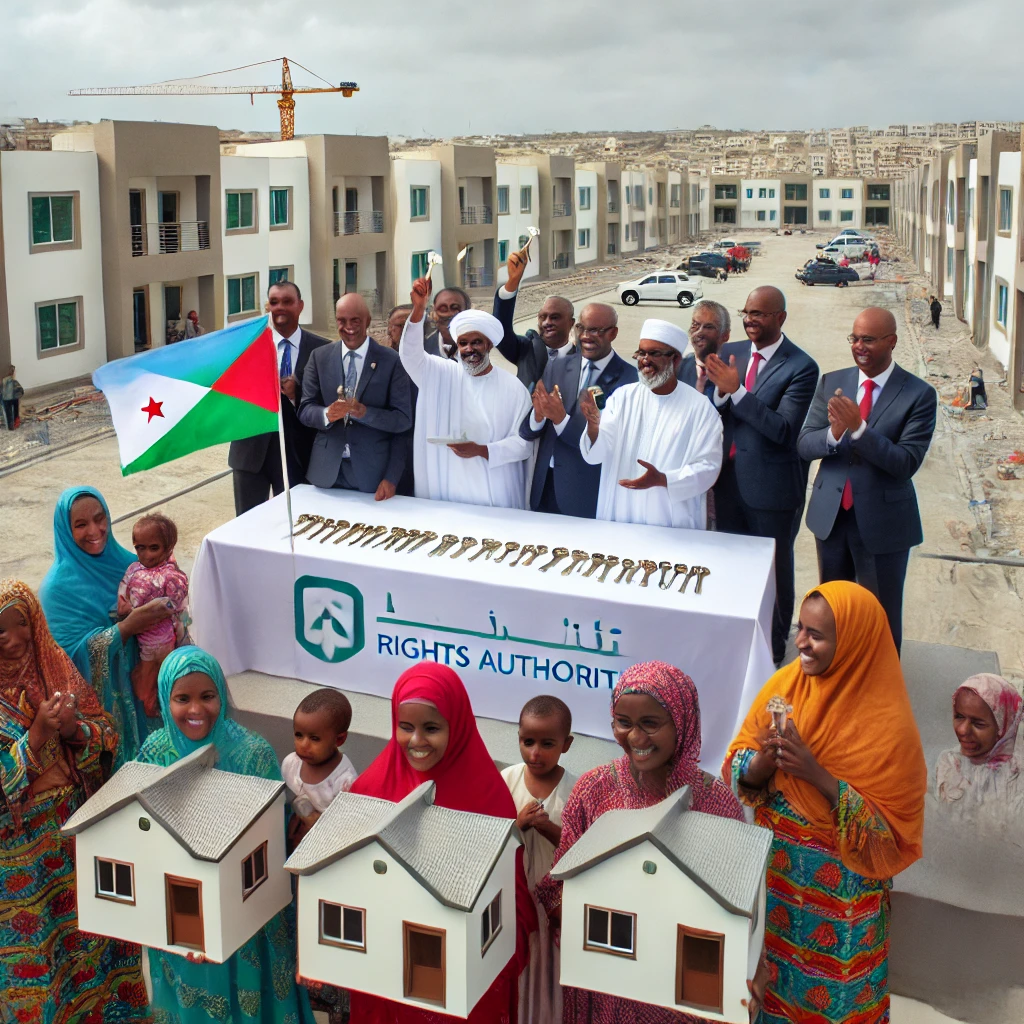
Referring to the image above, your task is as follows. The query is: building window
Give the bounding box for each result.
[96,857,135,903]
[36,297,82,356]
[865,207,890,226]
[241,841,268,899]
[404,923,446,1006]
[769,210,777,221]
[269,187,291,229]
[164,284,182,322]
[577,228,591,249]
[714,184,736,200]
[226,190,257,232]
[841,187,854,199]
[648,187,653,204]
[785,183,807,201]
[481,892,502,954]
[227,274,258,318]
[584,905,636,958]
[520,186,532,213]
[516,234,529,249]
[30,193,77,251]
[768,188,776,198]
[947,182,955,226]
[269,266,292,285]
[756,210,766,222]
[410,186,429,220]
[819,188,830,199]
[745,188,753,199]
[670,184,681,207]
[676,927,724,1013]
[758,188,767,199]
[578,186,591,210]
[320,901,366,951]
[818,210,832,222]
[840,210,855,222]
[497,185,509,215]
[999,187,1013,232]
[867,183,890,201]
[996,282,1009,327]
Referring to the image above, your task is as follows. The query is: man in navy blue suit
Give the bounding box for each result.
[519,303,637,517]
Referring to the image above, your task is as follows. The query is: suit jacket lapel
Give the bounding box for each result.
[355,339,378,402]
[752,336,791,393]
[562,351,583,413]
[868,364,907,425]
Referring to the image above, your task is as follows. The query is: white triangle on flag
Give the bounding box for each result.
[103,369,210,468]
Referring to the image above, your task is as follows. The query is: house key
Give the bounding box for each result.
[614,558,635,583]
[538,547,569,572]
[293,514,319,536]
[429,533,459,557]
[510,544,535,567]
[657,561,674,589]
[406,530,437,553]
[522,544,547,566]
[372,526,405,549]
[450,536,478,559]
[561,550,590,576]
[494,541,520,564]
[319,519,350,543]
[678,566,699,593]
[597,555,620,582]
[693,566,711,594]
[664,563,688,589]
[394,529,423,552]
[359,525,389,547]
[582,553,606,578]
[470,538,502,562]
[308,518,334,540]
[637,560,659,587]
[349,524,378,545]
[334,522,365,544]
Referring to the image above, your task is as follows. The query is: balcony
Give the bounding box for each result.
[460,205,493,225]
[552,253,574,271]
[607,200,618,213]
[335,211,385,236]
[552,201,573,218]
[131,221,210,256]
[464,268,494,288]
[607,242,617,255]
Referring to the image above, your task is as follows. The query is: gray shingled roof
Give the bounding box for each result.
[549,786,772,917]
[285,782,518,912]
[62,745,284,863]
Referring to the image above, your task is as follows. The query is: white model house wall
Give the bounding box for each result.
[739,180,781,229]
[990,151,1020,369]
[0,151,107,389]
[575,169,599,267]
[392,158,445,298]
[812,180,863,232]
[496,163,540,287]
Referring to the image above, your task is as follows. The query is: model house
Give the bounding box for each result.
[550,786,772,1024]
[61,745,290,963]
[286,781,520,1019]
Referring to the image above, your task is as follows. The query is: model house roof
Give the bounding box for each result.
[549,786,772,917]
[62,745,284,862]
[285,782,518,912]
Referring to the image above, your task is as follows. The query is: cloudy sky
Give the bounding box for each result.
[3,0,1021,137]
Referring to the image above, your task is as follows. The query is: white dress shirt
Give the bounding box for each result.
[829,361,896,445]
[324,336,370,427]
[274,327,301,375]
[714,336,785,407]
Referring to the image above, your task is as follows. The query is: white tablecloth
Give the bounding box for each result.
[192,485,776,769]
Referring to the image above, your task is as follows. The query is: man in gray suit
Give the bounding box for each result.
[677,300,731,395]
[519,303,638,517]
[298,293,412,499]
[424,287,470,359]
[798,306,937,652]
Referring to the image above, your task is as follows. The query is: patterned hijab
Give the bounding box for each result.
[954,673,1023,767]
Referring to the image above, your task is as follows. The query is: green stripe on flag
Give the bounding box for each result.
[122,388,277,475]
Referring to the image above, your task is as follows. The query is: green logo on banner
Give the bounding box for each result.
[294,576,365,663]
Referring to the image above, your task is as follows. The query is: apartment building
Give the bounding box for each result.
[813,179,862,230]
[739,180,780,228]
[506,153,575,277]
[391,156,445,298]
[620,167,648,252]
[578,161,621,260]
[575,167,599,267]
[494,161,540,288]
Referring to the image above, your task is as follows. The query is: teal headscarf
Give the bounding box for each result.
[39,486,134,669]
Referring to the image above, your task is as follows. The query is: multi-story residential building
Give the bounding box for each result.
[813,179,862,230]
[620,167,648,252]
[739,180,780,228]
[575,167,599,267]
[863,179,892,228]
[578,161,621,260]
[391,155,445,298]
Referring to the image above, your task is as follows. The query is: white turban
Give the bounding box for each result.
[640,318,687,354]
[450,309,504,346]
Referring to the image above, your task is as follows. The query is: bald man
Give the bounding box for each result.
[798,306,937,652]
[298,292,412,497]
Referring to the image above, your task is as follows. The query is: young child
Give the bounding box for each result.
[282,687,358,851]
[2,364,23,430]
[116,513,191,718]
[501,695,577,1024]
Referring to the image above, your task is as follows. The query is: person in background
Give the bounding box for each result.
[929,295,942,329]
[2,364,23,429]
[138,646,314,1024]
[725,582,926,1024]
[425,287,472,359]
[385,303,413,351]
[798,307,937,653]
[228,282,330,515]
[40,487,174,765]
[968,366,987,409]
[183,310,205,339]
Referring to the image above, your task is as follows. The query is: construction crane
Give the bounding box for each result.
[69,58,358,140]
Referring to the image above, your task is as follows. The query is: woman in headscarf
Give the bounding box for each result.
[39,486,174,764]
[724,582,926,1024]
[136,646,313,1024]
[535,661,746,1024]
[936,673,1023,814]
[0,579,149,1022]
[347,662,538,1023]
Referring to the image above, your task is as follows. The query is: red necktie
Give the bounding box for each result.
[728,352,763,458]
[840,380,876,510]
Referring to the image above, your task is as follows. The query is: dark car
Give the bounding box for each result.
[795,262,859,287]
[685,252,739,277]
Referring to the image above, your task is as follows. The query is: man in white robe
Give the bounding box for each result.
[400,276,534,508]
[579,319,723,528]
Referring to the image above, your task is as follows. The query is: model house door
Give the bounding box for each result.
[166,876,204,952]
[675,926,723,1013]
[404,923,445,1006]
[158,191,179,253]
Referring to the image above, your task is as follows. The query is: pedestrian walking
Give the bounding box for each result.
[930,295,942,330]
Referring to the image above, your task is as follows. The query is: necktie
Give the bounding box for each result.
[344,350,358,395]
[840,380,876,510]
[728,352,764,458]
[579,360,596,395]
[279,339,292,379]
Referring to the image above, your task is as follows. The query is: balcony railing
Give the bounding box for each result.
[335,211,385,235]
[464,268,494,288]
[607,242,617,255]
[460,205,493,225]
[552,253,574,271]
[131,221,210,256]
[607,200,618,212]
[552,201,573,218]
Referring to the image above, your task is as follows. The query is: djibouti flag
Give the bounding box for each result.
[93,316,279,476]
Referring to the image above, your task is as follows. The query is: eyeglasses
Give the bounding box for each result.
[738,309,780,321]
[847,334,895,345]
[688,321,719,333]
[612,715,672,736]
[576,324,615,337]
[632,348,677,361]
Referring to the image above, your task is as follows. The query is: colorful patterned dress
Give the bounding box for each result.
[0,579,150,1024]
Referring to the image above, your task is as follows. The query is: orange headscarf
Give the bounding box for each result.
[725,581,926,878]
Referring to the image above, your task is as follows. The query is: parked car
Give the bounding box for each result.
[816,232,873,250]
[820,241,874,260]
[713,238,739,249]
[617,271,704,307]
[796,262,859,286]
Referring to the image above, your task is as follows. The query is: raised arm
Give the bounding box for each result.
[355,360,413,436]
[730,356,819,446]
[797,373,835,461]
[579,387,617,464]
[488,384,536,468]
[850,385,937,481]
[663,404,724,503]
[494,251,528,365]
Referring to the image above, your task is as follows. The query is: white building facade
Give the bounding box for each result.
[812,179,863,231]
[391,157,445,298]
[495,163,540,287]
[738,180,781,228]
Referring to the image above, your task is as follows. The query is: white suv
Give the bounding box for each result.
[617,271,704,308]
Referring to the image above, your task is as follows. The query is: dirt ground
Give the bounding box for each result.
[2,232,1021,677]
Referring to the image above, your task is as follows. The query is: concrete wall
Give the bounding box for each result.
[812,179,862,230]
[575,168,599,266]
[496,163,540,287]
[990,151,1019,368]
[220,156,270,323]
[739,180,780,228]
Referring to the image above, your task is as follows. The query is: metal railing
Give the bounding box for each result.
[464,268,494,288]
[552,253,574,270]
[131,221,210,256]
[607,242,617,255]
[607,200,618,212]
[552,201,573,218]
[335,211,385,235]
[360,289,382,315]
[460,205,493,225]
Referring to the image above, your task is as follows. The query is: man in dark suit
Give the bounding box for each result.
[228,281,330,516]
[493,249,575,389]
[677,299,731,395]
[519,303,638,517]
[298,293,412,498]
[798,306,937,652]
[705,285,819,665]
[423,286,470,359]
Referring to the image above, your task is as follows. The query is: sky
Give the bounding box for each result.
[3,0,1023,138]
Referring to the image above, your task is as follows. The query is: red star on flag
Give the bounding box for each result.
[141,397,164,422]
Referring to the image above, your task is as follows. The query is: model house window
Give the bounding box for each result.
[37,298,81,354]
[320,901,366,950]
[227,274,258,317]
[997,283,1009,326]
[785,183,807,201]
[947,183,955,225]
[226,190,256,232]
[269,188,291,229]
[840,210,855,222]
[495,185,509,215]
[520,186,532,213]
[671,184,681,206]
[865,207,890,226]
[269,267,292,285]
[999,188,1013,232]
[758,188,767,199]
[498,239,509,263]
[96,857,134,903]
[756,210,766,222]
[714,185,736,200]
[819,188,830,199]
[517,234,529,249]
[481,893,502,953]
[675,927,724,1013]
[164,285,182,322]
[819,210,832,222]
[31,194,75,247]
[584,905,636,958]
[404,923,445,1005]
[745,188,753,199]
[410,186,429,220]
[768,188,776,198]
[624,223,630,241]
[648,187,653,204]
[241,841,268,898]
[841,187,855,199]
[868,184,890,201]
[624,186,631,205]
[578,228,591,249]
[578,186,591,210]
